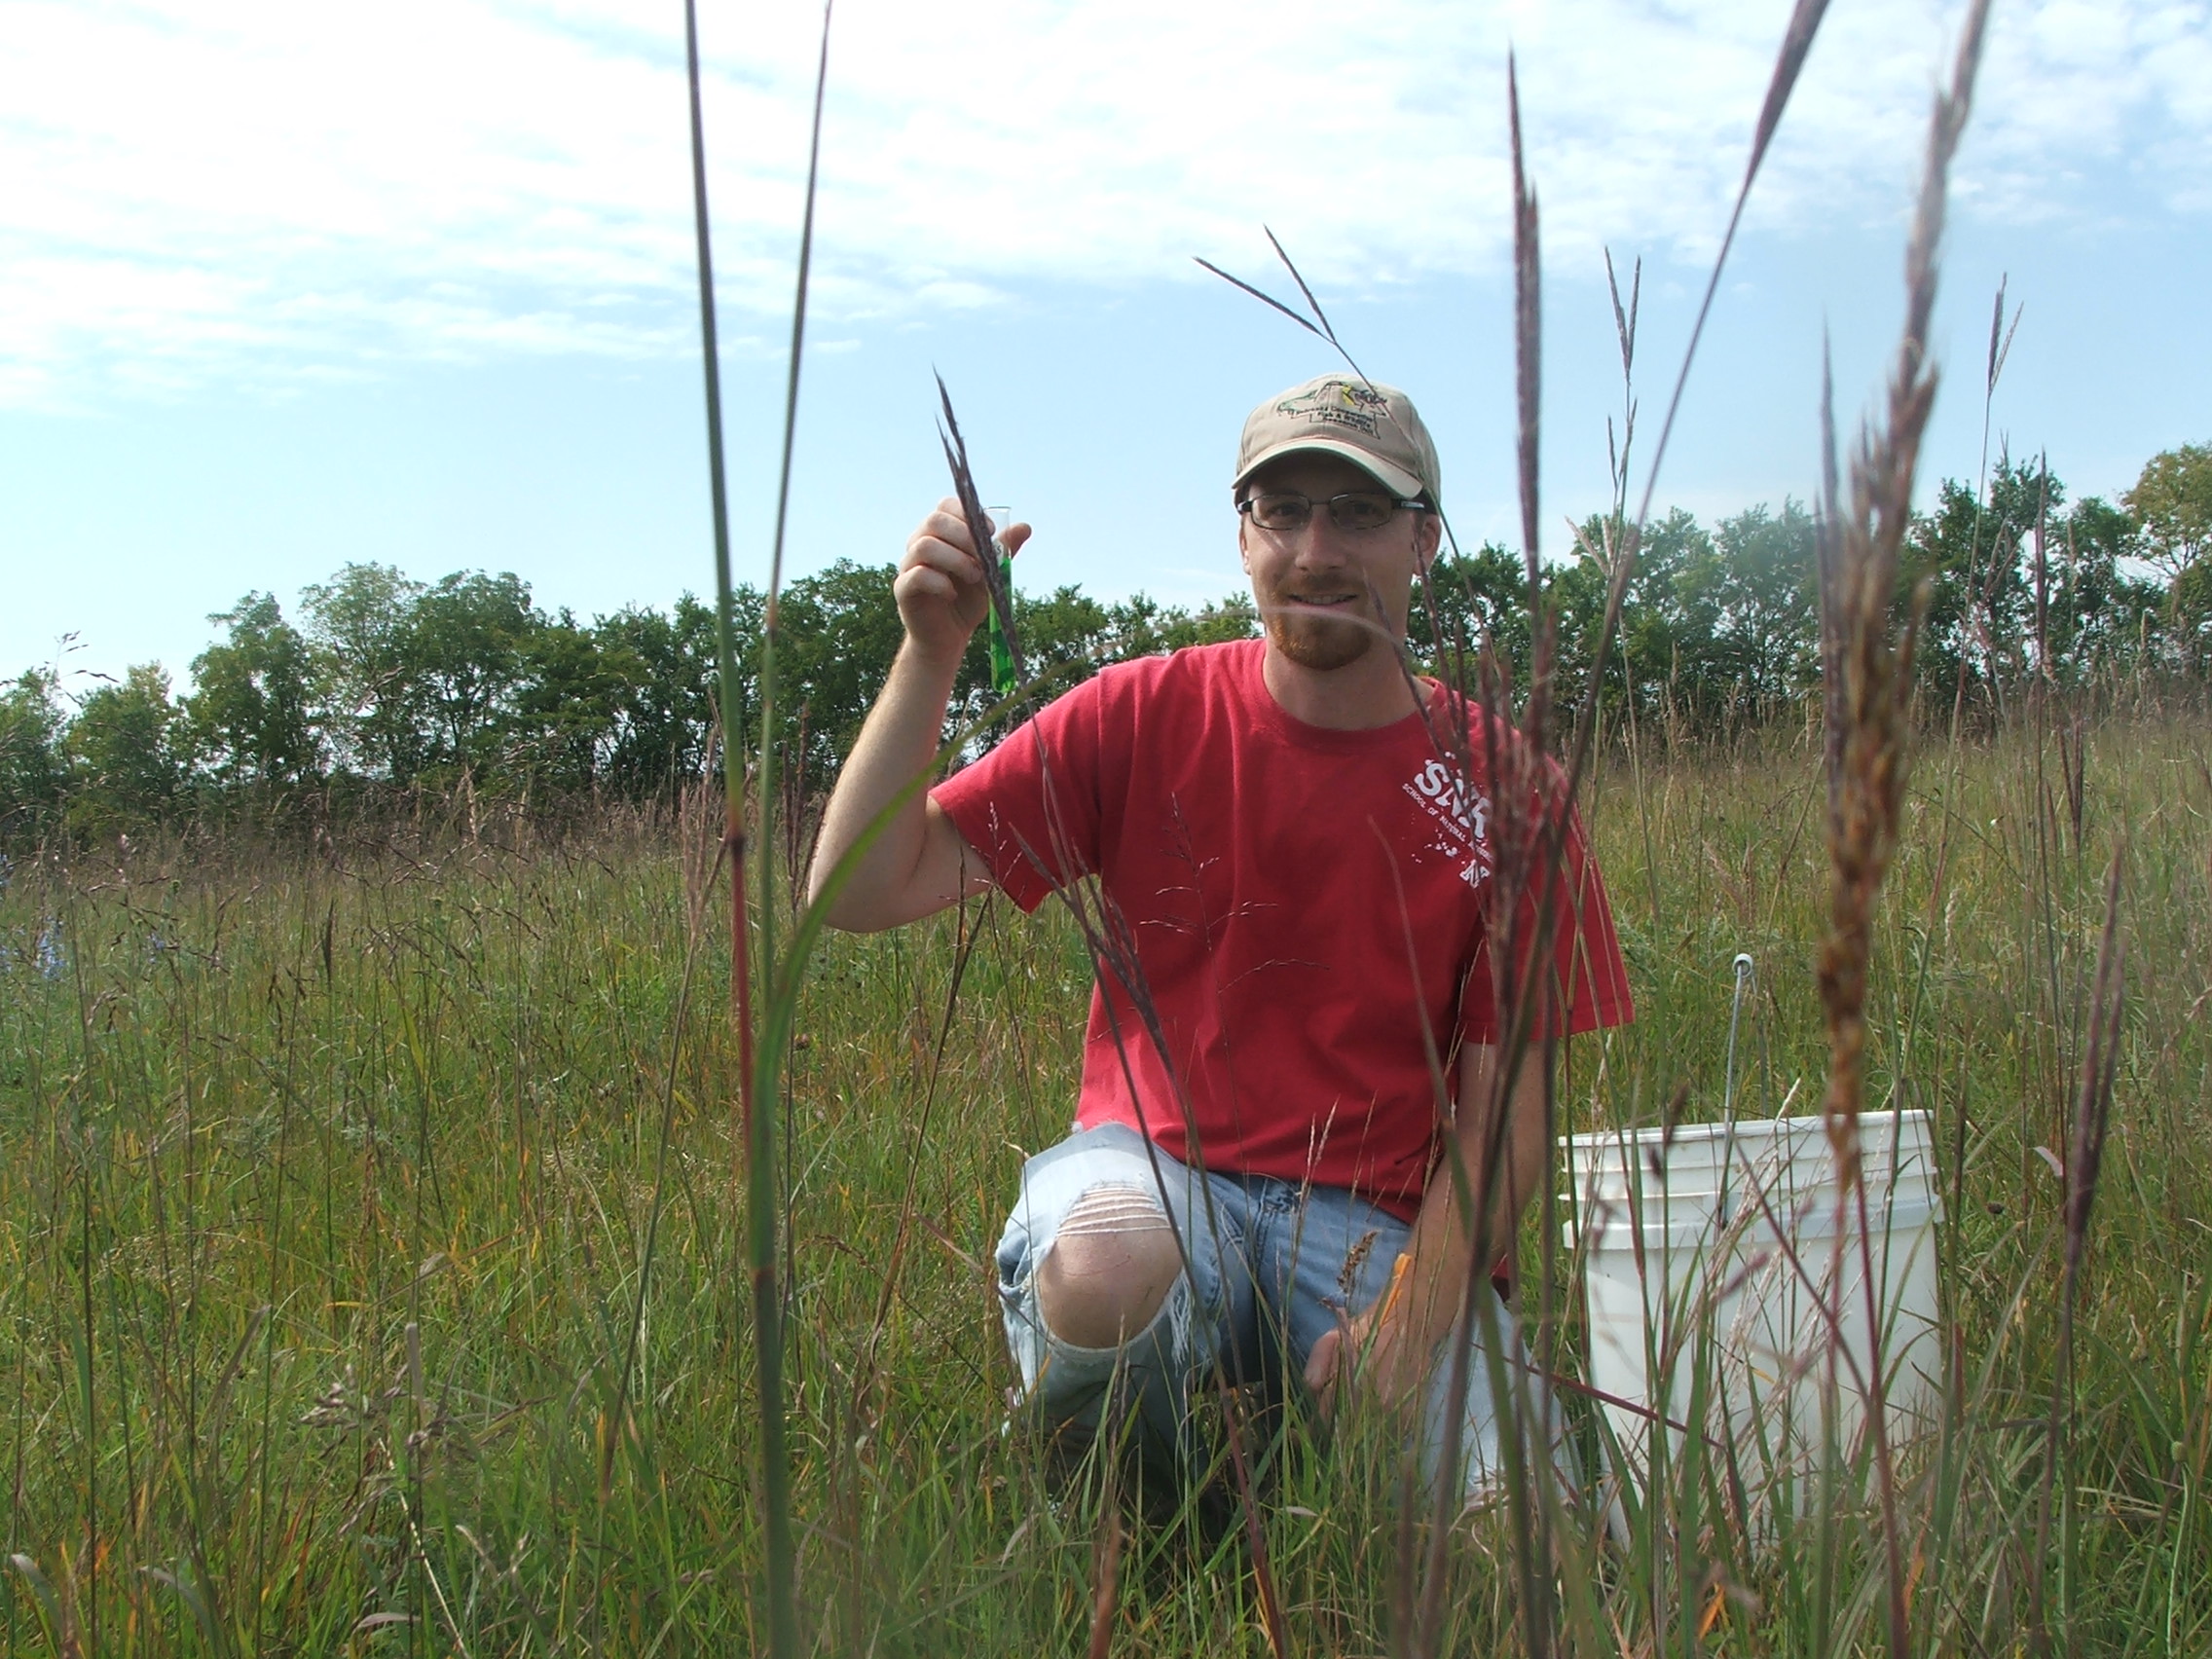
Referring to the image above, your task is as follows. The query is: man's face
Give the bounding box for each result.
[1237,453,1440,674]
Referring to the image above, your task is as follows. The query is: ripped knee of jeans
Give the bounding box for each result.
[1036,1183,1181,1350]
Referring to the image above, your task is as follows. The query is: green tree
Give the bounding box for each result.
[403,571,542,781]
[1088,591,1260,662]
[1697,500,1819,718]
[1419,506,1814,738]
[511,609,630,793]
[300,563,428,782]
[1603,507,1719,724]
[1904,456,2054,710]
[65,665,185,830]
[1157,593,1260,650]
[1097,592,1177,661]
[1410,540,1531,697]
[2123,441,2212,579]
[1490,509,1716,733]
[2170,558,2212,676]
[300,564,547,788]
[593,593,733,799]
[0,670,67,840]
[2034,496,2164,682]
[1011,585,1115,683]
[186,593,320,793]
[777,560,907,786]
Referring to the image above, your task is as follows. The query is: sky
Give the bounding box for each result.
[3,0,2207,693]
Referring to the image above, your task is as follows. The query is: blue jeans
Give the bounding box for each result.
[995,1123,1553,1504]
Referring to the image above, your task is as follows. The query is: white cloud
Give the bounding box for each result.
[0,0,2201,407]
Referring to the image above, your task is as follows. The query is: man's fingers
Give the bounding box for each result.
[914,505,1029,554]
[895,503,1022,654]
[896,565,958,606]
[903,518,1030,583]
[928,507,978,548]
[1304,1326,1343,1397]
[903,531,982,583]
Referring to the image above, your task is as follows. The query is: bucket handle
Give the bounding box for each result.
[1717,951,1755,1225]
[1721,951,1755,1129]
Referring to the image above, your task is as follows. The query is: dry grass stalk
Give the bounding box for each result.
[1445,0,1847,1613]
[1173,9,1898,1647]
[1809,5,1992,1654]
[937,374,1027,690]
[2031,839,2128,1655]
[1201,17,1847,1648]
[1192,227,1380,396]
[1626,0,1831,535]
[1193,252,1330,343]
[1511,55,1542,599]
[1084,1477,1124,1659]
[1049,866,1295,1658]
[1411,54,1555,1659]
[935,378,1292,1656]
[1815,0,1990,1184]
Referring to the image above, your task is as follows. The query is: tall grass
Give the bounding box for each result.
[1199,3,1962,1651]
[0,714,2202,1653]
[682,1,833,1652]
[4,0,2205,1653]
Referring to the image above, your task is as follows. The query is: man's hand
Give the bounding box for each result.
[1305,1045,1548,1424]
[1304,1254,1429,1421]
[897,499,1030,665]
[804,500,1028,930]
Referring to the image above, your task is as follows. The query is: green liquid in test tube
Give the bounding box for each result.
[985,505,1015,695]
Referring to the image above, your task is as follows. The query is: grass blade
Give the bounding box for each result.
[1629,0,1833,536]
[1265,225,1333,334]
[1510,55,1542,594]
[935,374,1027,690]
[683,1,836,1652]
[2032,838,2128,1655]
[1191,256,1328,340]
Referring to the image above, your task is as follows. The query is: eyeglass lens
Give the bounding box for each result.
[1249,492,1397,532]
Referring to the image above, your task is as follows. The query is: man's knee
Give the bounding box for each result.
[1036,1184,1182,1350]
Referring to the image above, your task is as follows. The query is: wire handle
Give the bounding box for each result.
[1722,951,1755,1127]
[1714,952,1756,1226]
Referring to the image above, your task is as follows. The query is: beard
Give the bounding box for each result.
[1261,593,1377,672]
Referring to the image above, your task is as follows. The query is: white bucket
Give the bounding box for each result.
[1563,1109,1944,1522]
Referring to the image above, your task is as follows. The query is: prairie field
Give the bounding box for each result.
[2,710,2208,1656]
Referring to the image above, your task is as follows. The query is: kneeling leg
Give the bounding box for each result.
[1036,1184,1183,1348]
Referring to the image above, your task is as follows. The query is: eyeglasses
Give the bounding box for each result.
[1238,490,1425,533]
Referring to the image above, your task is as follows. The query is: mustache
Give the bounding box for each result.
[1261,574,1382,612]
[1254,595,1401,645]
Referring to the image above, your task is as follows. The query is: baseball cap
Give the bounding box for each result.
[1234,374,1441,506]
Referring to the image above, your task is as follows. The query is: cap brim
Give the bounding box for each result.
[1233,437,1424,502]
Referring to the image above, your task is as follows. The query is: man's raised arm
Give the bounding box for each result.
[805,500,1028,932]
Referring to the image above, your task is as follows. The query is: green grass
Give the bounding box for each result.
[2,713,2207,1655]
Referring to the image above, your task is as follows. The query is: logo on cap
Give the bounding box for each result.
[1276,380,1389,437]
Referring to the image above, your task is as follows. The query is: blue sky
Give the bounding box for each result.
[3,0,2207,692]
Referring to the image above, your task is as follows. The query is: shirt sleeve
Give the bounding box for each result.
[1457,791,1635,1046]
[929,674,1108,913]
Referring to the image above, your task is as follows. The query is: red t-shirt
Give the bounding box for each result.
[932,638,1633,1220]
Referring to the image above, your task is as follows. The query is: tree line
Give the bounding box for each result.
[3,444,2206,844]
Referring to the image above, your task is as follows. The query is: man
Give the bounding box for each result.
[809,373,1632,1500]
